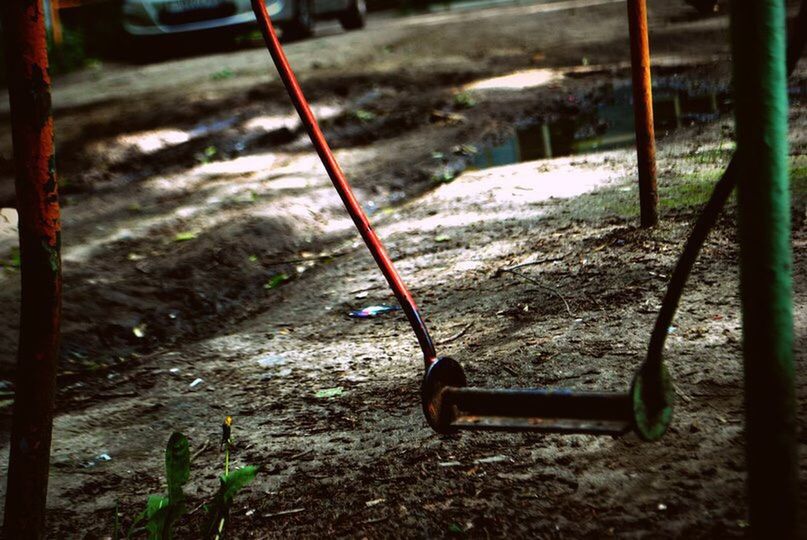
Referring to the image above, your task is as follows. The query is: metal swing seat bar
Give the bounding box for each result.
[249,0,806,442]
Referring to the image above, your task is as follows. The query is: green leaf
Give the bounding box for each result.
[1,247,20,269]
[174,231,197,242]
[165,432,190,503]
[145,495,169,539]
[453,91,476,109]
[432,168,456,184]
[113,502,120,540]
[211,68,235,81]
[203,466,258,539]
[263,273,290,290]
[221,466,258,502]
[315,387,343,399]
[146,495,167,518]
[354,109,376,122]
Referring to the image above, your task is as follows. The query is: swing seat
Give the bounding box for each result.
[443,387,633,435]
[422,357,636,436]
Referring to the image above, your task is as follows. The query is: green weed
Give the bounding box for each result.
[453,91,476,109]
[127,433,190,539]
[211,69,235,81]
[354,109,377,123]
[124,419,257,539]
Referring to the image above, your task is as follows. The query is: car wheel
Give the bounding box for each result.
[283,0,315,41]
[339,0,366,30]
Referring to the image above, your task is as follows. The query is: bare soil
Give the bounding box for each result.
[0,1,805,537]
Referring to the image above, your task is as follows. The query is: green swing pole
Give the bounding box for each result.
[730,1,797,536]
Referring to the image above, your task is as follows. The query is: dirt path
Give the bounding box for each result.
[0,1,805,537]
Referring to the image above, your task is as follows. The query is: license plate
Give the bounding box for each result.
[163,0,224,13]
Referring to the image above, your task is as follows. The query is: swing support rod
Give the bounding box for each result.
[2,0,62,537]
[626,0,658,228]
[250,0,437,368]
[730,1,797,535]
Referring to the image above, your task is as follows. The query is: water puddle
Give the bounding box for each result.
[473,81,731,168]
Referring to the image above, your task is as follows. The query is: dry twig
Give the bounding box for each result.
[437,323,473,345]
[497,268,573,317]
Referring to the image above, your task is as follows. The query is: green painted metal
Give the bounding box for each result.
[630,364,673,442]
[730,1,797,536]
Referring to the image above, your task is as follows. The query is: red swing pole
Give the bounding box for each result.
[626,0,658,228]
[2,0,63,537]
[250,0,437,367]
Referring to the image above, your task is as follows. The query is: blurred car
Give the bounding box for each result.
[122,0,366,41]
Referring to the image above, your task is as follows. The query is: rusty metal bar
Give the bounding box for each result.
[443,387,633,435]
[626,0,658,228]
[2,0,62,537]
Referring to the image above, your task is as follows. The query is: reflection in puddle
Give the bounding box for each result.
[473,82,731,168]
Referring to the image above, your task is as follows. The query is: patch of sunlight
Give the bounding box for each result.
[202,333,264,357]
[194,153,277,177]
[243,104,341,132]
[115,128,191,154]
[190,150,332,180]
[264,176,322,190]
[0,208,18,270]
[111,117,241,157]
[437,160,618,204]
[464,69,561,92]
[380,158,616,237]
[243,114,299,132]
[321,213,355,235]
[255,154,335,181]
[62,214,169,263]
[454,260,485,272]
[417,240,516,279]
[310,103,344,122]
[389,209,542,236]
[0,208,17,239]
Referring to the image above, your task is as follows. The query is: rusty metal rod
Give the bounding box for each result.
[444,387,632,421]
[2,0,62,537]
[250,0,437,367]
[626,0,658,228]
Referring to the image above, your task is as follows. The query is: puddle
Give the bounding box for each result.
[473,80,732,168]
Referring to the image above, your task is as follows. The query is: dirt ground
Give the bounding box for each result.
[0,0,806,537]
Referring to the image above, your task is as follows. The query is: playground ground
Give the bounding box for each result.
[0,0,805,536]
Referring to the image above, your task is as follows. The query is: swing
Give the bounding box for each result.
[248,0,805,442]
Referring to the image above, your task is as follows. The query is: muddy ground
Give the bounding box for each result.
[0,0,806,537]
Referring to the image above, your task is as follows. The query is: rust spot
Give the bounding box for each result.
[28,64,52,130]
